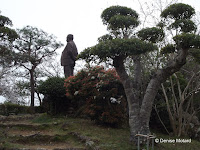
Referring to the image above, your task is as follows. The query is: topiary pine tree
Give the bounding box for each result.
[79,4,200,143]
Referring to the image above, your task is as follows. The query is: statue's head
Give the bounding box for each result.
[67,34,73,42]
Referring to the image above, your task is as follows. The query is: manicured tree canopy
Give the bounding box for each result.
[101,5,139,26]
[137,27,165,43]
[80,5,158,62]
[173,33,200,49]
[170,19,197,33]
[160,3,199,54]
[161,3,195,20]
[161,3,196,33]
[79,38,157,63]
[101,6,139,38]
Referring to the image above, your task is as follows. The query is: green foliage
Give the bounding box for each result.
[108,15,139,31]
[32,113,53,124]
[0,15,18,42]
[97,34,113,42]
[161,3,196,34]
[0,102,29,115]
[13,25,63,107]
[77,47,92,63]
[14,25,63,65]
[101,5,139,37]
[79,5,159,64]
[137,27,165,43]
[38,77,65,97]
[0,26,18,42]
[64,66,127,126]
[170,19,197,33]
[189,49,200,63]
[0,15,12,26]
[161,44,176,54]
[101,5,139,25]
[173,33,200,49]
[79,38,157,62]
[161,3,195,20]
[0,13,18,66]
[38,77,69,115]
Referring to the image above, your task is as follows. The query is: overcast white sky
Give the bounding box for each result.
[0,0,200,103]
[1,0,199,53]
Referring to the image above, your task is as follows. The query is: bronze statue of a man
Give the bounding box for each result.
[61,34,78,78]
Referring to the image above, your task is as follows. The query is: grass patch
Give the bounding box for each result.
[1,114,200,150]
[61,117,137,150]
[31,113,66,125]
[31,113,54,124]
[0,142,22,149]
[56,117,200,150]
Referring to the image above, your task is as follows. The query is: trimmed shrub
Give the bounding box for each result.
[64,66,127,127]
[38,77,70,115]
[0,102,29,115]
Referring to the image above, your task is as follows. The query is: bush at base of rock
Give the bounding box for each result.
[64,66,127,127]
[38,77,70,115]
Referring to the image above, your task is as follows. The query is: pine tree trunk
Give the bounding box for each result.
[30,69,35,107]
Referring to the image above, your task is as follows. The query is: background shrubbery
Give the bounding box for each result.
[0,102,27,115]
[64,66,127,127]
[1,67,128,127]
[38,77,70,115]
[0,102,42,115]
